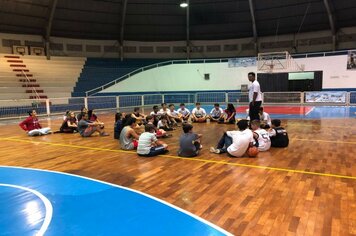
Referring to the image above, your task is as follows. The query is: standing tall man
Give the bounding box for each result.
[248,72,262,121]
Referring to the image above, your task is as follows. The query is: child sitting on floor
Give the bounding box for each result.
[210,119,254,157]
[132,107,146,124]
[150,105,162,126]
[191,102,207,123]
[78,113,109,138]
[208,103,224,122]
[119,117,140,150]
[137,124,169,157]
[159,103,169,116]
[157,116,174,131]
[19,109,52,136]
[268,119,289,147]
[178,123,203,157]
[177,103,190,121]
[60,111,78,133]
[88,109,104,128]
[250,119,271,151]
[259,107,272,128]
[219,103,236,124]
[114,112,124,139]
[167,104,183,125]
[146,115,171,138]
[77,107,88,121]
[63,110,70,121]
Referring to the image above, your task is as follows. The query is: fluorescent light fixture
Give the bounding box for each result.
[180,2,188,7]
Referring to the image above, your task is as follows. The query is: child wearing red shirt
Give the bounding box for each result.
[19,110,51,136]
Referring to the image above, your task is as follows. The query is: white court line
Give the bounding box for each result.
[305,106,315,116]
[0,165,233,236]
[0,183,53,236]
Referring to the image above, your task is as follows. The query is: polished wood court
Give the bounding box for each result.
[1,114,356,235]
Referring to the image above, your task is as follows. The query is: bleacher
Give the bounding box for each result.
[0,54,85,100]
[72,58,163,97]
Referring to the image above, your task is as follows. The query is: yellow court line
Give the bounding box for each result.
[1,137,355,180]
[286,124,356,130]
[293,138,356,145]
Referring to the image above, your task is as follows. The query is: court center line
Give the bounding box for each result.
[1,137,355,180]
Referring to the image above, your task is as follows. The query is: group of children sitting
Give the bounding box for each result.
[113,102,289,157]
[19,107,109,137]
[19,102,289,158]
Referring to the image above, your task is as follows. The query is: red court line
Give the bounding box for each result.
[236,106,314,115]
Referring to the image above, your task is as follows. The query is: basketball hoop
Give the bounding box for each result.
[257,51,302,73]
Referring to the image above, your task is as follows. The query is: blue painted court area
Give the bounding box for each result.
[186,105,356,119]
[0,166,231,236]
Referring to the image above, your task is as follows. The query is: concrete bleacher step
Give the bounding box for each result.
[4,55,20,59]
[26,89,44,93]
[10,64,26,68]
[29,95,48,99]
[36,83,75,87]
[4,75,80,83]
[0,87,72,92]
[13,69,29,72]
[22,84,40,87]
[0,79,76,84]
[19,79,36,82]
[7,60,23,63]
[0,83,22,87]
[16,74,33,77]
[0,87,71,93]
[1,54,85,100]
[0,92,73,100]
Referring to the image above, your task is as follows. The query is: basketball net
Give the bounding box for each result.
[257,51,303,73]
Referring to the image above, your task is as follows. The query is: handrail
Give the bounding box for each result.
[85,58,240,96]
[84,49,352,97]
[21,69,41,100]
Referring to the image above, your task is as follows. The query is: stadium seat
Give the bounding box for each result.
[72,58,163,97]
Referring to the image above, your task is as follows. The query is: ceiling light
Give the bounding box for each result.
[180,2,188,8]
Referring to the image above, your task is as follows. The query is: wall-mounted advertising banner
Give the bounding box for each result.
[228,58,256,68]
[347,50,356,70]
[305,91,347,103]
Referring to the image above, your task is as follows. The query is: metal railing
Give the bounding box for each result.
[21,69,41,100]
[0,91,354,120]
[85,58,230,96]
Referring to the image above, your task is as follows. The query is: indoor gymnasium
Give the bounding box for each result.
[0,0,356,235]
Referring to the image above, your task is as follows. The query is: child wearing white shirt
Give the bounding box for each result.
[177,103,191,121]
[191,102,207,123]
[210,120,254,157]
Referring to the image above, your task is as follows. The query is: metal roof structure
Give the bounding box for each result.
[0,0,355,43]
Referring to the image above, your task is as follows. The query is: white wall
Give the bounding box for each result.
[101,63,255,93]
[100,54,356,94]
[297,55,356,89]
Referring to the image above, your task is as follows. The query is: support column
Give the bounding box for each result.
[44,0,58,60]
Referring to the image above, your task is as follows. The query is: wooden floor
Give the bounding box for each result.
[1,114,356,235]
